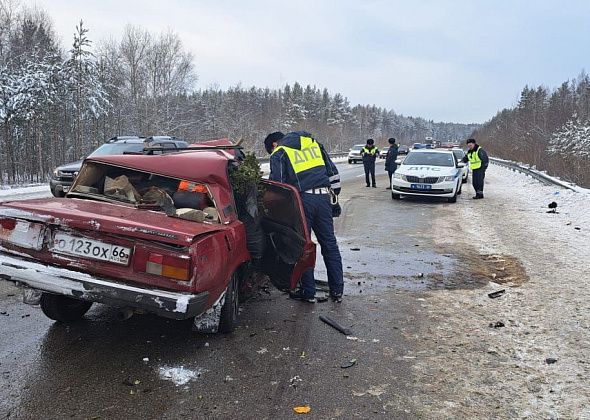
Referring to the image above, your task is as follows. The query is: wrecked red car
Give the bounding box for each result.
[0,143,315,333]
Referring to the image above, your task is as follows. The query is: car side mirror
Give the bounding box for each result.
[395,159,401,165]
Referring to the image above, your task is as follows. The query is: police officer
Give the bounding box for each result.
[264,131,344,303]
[361,139,379,188]
[463,138,489,199]
[384,137,399,189]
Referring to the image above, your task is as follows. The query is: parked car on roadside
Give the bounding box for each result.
[1,141,315,333]
[390,149,464,203]
[379,147,388,159]
[49,136,189,197]
[347,144,365,164]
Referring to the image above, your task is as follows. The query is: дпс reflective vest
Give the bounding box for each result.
[467,146,482,170]
[362,146,377,156]
[272,136,326,174]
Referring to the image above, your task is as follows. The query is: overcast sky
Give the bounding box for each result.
[23,0,590,124]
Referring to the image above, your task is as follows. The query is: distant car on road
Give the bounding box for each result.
[412,143,427,150]
[50,136,188,197]
[347,144,365,164]
[398,145,410,155]
[379,147,389,159]
[391,149,464,203]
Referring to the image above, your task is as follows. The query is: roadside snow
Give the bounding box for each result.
[0,185,48,197]
[410,164,590,418]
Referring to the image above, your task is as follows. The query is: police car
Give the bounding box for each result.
[451,147,470,183]
[391,149,464,203]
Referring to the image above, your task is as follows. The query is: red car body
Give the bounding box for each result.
[0,145,315,331]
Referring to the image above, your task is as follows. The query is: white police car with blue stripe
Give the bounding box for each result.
[391,149,464,203]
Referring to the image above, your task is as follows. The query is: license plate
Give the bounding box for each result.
[51,232,131,265]
[410,184,432,190]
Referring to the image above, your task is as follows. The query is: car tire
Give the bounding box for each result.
[52,188,65,198]
[391,193,401,200]
[219,273,239,333]
[40,293,93,322]
[348,159,352,164]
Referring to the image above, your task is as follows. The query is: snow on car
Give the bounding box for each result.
[391,149,464,203]
[0,141,316,333]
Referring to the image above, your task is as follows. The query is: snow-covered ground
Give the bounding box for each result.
[409,163,590,418]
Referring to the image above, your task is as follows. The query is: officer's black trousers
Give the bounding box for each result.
[472,168,486,196]
[363,162,376,186]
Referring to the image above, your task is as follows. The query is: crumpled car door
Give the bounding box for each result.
[260,180,316,291]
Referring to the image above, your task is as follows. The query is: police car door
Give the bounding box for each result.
[260,180,316,291]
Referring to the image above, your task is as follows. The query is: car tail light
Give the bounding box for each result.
[145,252,191,281]
[0,218,44,250]
[0,218,17,232]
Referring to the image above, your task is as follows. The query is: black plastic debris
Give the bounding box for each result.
[340,359,357,369]
[489,321,505,328]
[350,248,361,251]
[547,201,558,213]
[488,289,506,299]
[319,315,352,336]
[545,358,558,365]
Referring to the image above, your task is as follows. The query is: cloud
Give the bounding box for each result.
[21,0,590,123]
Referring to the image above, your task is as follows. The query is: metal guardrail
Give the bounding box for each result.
[489,157,577,192]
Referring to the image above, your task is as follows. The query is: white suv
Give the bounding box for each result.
[347,144,365,164]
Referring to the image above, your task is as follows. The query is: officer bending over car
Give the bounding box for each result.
[264,131,344,303]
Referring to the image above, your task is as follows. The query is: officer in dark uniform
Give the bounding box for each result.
[384,137,399,189]
[361,139,379,187]
[264,131,344,303]
[462,138,489,199]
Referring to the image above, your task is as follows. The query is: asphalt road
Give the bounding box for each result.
[0,160,476,419]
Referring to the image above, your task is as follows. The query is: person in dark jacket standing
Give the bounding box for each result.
[361,139,379,188]
[264,131,344,303]
[384,137,399,189]
[462,138,489,199]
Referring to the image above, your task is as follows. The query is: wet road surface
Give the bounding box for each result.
[1,161,482,419]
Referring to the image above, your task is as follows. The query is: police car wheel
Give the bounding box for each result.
[391,193,401,200]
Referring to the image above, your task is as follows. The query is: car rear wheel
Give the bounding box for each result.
[40,293,93,322]
[219,273,239,333]
[348,159,352,164]
[391,193,401,200]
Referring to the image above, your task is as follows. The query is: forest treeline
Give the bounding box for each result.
[472,72,590,187]
[0,2,477,184]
